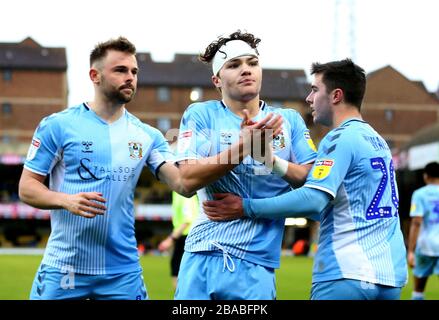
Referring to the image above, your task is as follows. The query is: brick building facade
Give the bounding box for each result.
[0,37,67,157]
[362,65,439,151]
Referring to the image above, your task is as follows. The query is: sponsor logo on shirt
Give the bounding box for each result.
[26,137,41,161]
[128,142,143,159]
[312,159,334,180]
[304,130,317,152]
[77,158,136,182]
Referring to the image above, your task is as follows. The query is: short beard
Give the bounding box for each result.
[104,87,135,104]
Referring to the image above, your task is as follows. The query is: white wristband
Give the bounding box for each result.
[272,156,288,177]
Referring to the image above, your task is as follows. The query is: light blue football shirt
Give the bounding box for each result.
[24,103,173,275]
[410,184,439,256]
[176,100,316,269]
[304,118,407,287]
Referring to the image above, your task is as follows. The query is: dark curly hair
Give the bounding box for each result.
[199,30,261,66]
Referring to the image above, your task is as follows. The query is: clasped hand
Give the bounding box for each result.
[239,109,282,165]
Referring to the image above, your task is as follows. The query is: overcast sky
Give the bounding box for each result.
[2,0,438,106]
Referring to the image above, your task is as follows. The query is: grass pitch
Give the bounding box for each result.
[0,254,438,300]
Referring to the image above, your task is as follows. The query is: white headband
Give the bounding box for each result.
[212,40,258,75]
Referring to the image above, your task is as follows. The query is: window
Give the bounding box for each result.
[2,103,12,115]
[2,135,11,144]
[157,117,171,133]
[3,70,12,82]
[384,109,394,122]
[157,87,170,102]
[190,87,203,102]
[295,76,308,84]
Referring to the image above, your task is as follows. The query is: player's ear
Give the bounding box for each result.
[332,88,343,104]
[89,68,100,84]
[212,75,221,89]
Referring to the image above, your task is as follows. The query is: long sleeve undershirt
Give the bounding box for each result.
[243,186,331,220]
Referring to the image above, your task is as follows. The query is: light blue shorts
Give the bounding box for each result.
[311,278,402,300]
[29,264,148,300]
[174,251,276,300]
[414,253,439,278]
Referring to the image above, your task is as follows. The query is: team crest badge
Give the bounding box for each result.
[272,131,286,151]
[128,142,143,159]
[312,159,334,180]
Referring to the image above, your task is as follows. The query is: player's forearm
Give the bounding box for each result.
[408,219,421,253]
[166,176,196,198]
[19,179,65,210]
[282,162,314,188]
[243,187,330,219]
[180,161,236,193]
[171,222,190,239]
[180,138,249,192]
[157,162,195,198]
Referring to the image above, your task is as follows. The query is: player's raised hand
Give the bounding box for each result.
[239,111,281,164]
[63,192,107,218]
[240,109,256,128]
[203,193,244,221]
[250,112,283,138]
